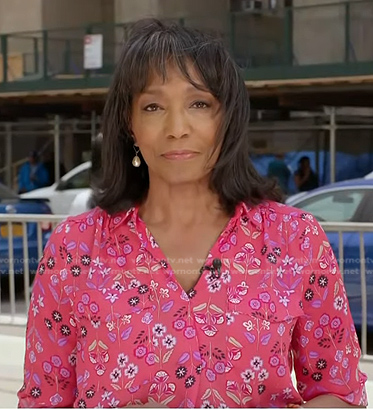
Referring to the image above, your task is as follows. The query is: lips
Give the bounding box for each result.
[161,150,199,160]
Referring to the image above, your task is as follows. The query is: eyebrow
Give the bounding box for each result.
[142,83,210,95]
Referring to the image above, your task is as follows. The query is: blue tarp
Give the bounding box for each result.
[251,151,373,194]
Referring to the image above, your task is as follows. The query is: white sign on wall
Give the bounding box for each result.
[84,34,103,70]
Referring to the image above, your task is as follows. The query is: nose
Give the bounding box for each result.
[165,107,191,139]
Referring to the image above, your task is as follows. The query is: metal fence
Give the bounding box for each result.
[321,222,373,360]
[0,215,372,359]
[0,214,64,325]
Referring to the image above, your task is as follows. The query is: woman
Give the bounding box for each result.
[18,19,367,408]
[294,156,319,192]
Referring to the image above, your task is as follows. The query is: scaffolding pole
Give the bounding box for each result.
[91,111,97,142]
[5,123,12,188]
[54,115,61,183]
[329,107,337,184]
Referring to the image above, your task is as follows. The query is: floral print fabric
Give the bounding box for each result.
[18,201,367,408]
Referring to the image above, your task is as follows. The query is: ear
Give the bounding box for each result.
[131,134,138,147]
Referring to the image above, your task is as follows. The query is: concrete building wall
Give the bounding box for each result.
[113,0,284,66]
[348,1,373,62]
[114,0,159,23]
[230,0,287,66]
[233,13,284,66]
[158,0,229,33]
[41,0,115,76]
[0,0,43,80]
[292,0,373,65]
[41,0,106,29]
[0,0,42,34]
[113,0,229,62]
[0,0,285,76]
[0,0,115,78]
[114,0,228,30]
[0,0,114,33]
[2,0,373,74]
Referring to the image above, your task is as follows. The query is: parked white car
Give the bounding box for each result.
[364,170,373,179]
[20,162,92,215]
[69,189,93,216]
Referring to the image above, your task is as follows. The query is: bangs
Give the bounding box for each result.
[121,22,228,101]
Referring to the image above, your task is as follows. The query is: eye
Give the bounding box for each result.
[144,103,160,112]
[192,101,210,109]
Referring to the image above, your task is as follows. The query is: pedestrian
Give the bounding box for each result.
[18,150,49,193]
[18,19,367,408]
[267,153,291,194]
[294,156,319,192]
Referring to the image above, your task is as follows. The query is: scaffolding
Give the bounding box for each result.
[1,107,373,191]
[0,112,100,189]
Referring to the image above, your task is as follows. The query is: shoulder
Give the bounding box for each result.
[57,206,105,228]
[234,201,328,291]
[39,206,136,289]
[266,202,328,260]
[249,200,308,219]
[45,207,107,250]
[39,208,109,282]
[246,200,324,239]
[276,200,322,229]
[46,206,136,248]
[247,201,329,275]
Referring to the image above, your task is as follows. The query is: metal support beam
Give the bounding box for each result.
[5,123,12,188]
[91,110,96,142]
[33,37,39,75]
[345,1,351,63]
[54,115,60,183]
[359,231,367,357]
[1,34,8,83]
[42,30,48,80]
[329,107,337,184]
[315,131,320,177]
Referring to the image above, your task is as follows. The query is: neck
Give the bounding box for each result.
[139,177,225,227]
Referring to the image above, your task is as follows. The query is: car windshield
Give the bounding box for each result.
[293,189,367,222]
[0,183,19,201]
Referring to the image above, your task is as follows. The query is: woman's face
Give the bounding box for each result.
[131,64,222,186]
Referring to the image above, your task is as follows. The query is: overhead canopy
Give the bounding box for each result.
[245,75,373,109]
[1,75,373,116]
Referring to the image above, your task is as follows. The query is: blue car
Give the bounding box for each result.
[286,178,373,330]
[0,182,52,278]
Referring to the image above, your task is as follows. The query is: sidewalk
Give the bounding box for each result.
[0,329,26,408]
[0,328,372,408]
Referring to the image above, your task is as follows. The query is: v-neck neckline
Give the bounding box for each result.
[132,204,243,297]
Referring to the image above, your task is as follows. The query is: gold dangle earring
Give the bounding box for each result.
[132,145,141,167]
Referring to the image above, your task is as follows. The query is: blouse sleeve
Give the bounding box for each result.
[18,221,77,408]
[291,216,368,406]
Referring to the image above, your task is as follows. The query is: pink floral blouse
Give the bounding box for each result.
[18,201,367,408]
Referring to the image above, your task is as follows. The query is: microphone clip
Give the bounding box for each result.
[202,258,222,279]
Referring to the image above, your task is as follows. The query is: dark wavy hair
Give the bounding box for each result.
[93,18,283,215]
[87,133,103,209]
